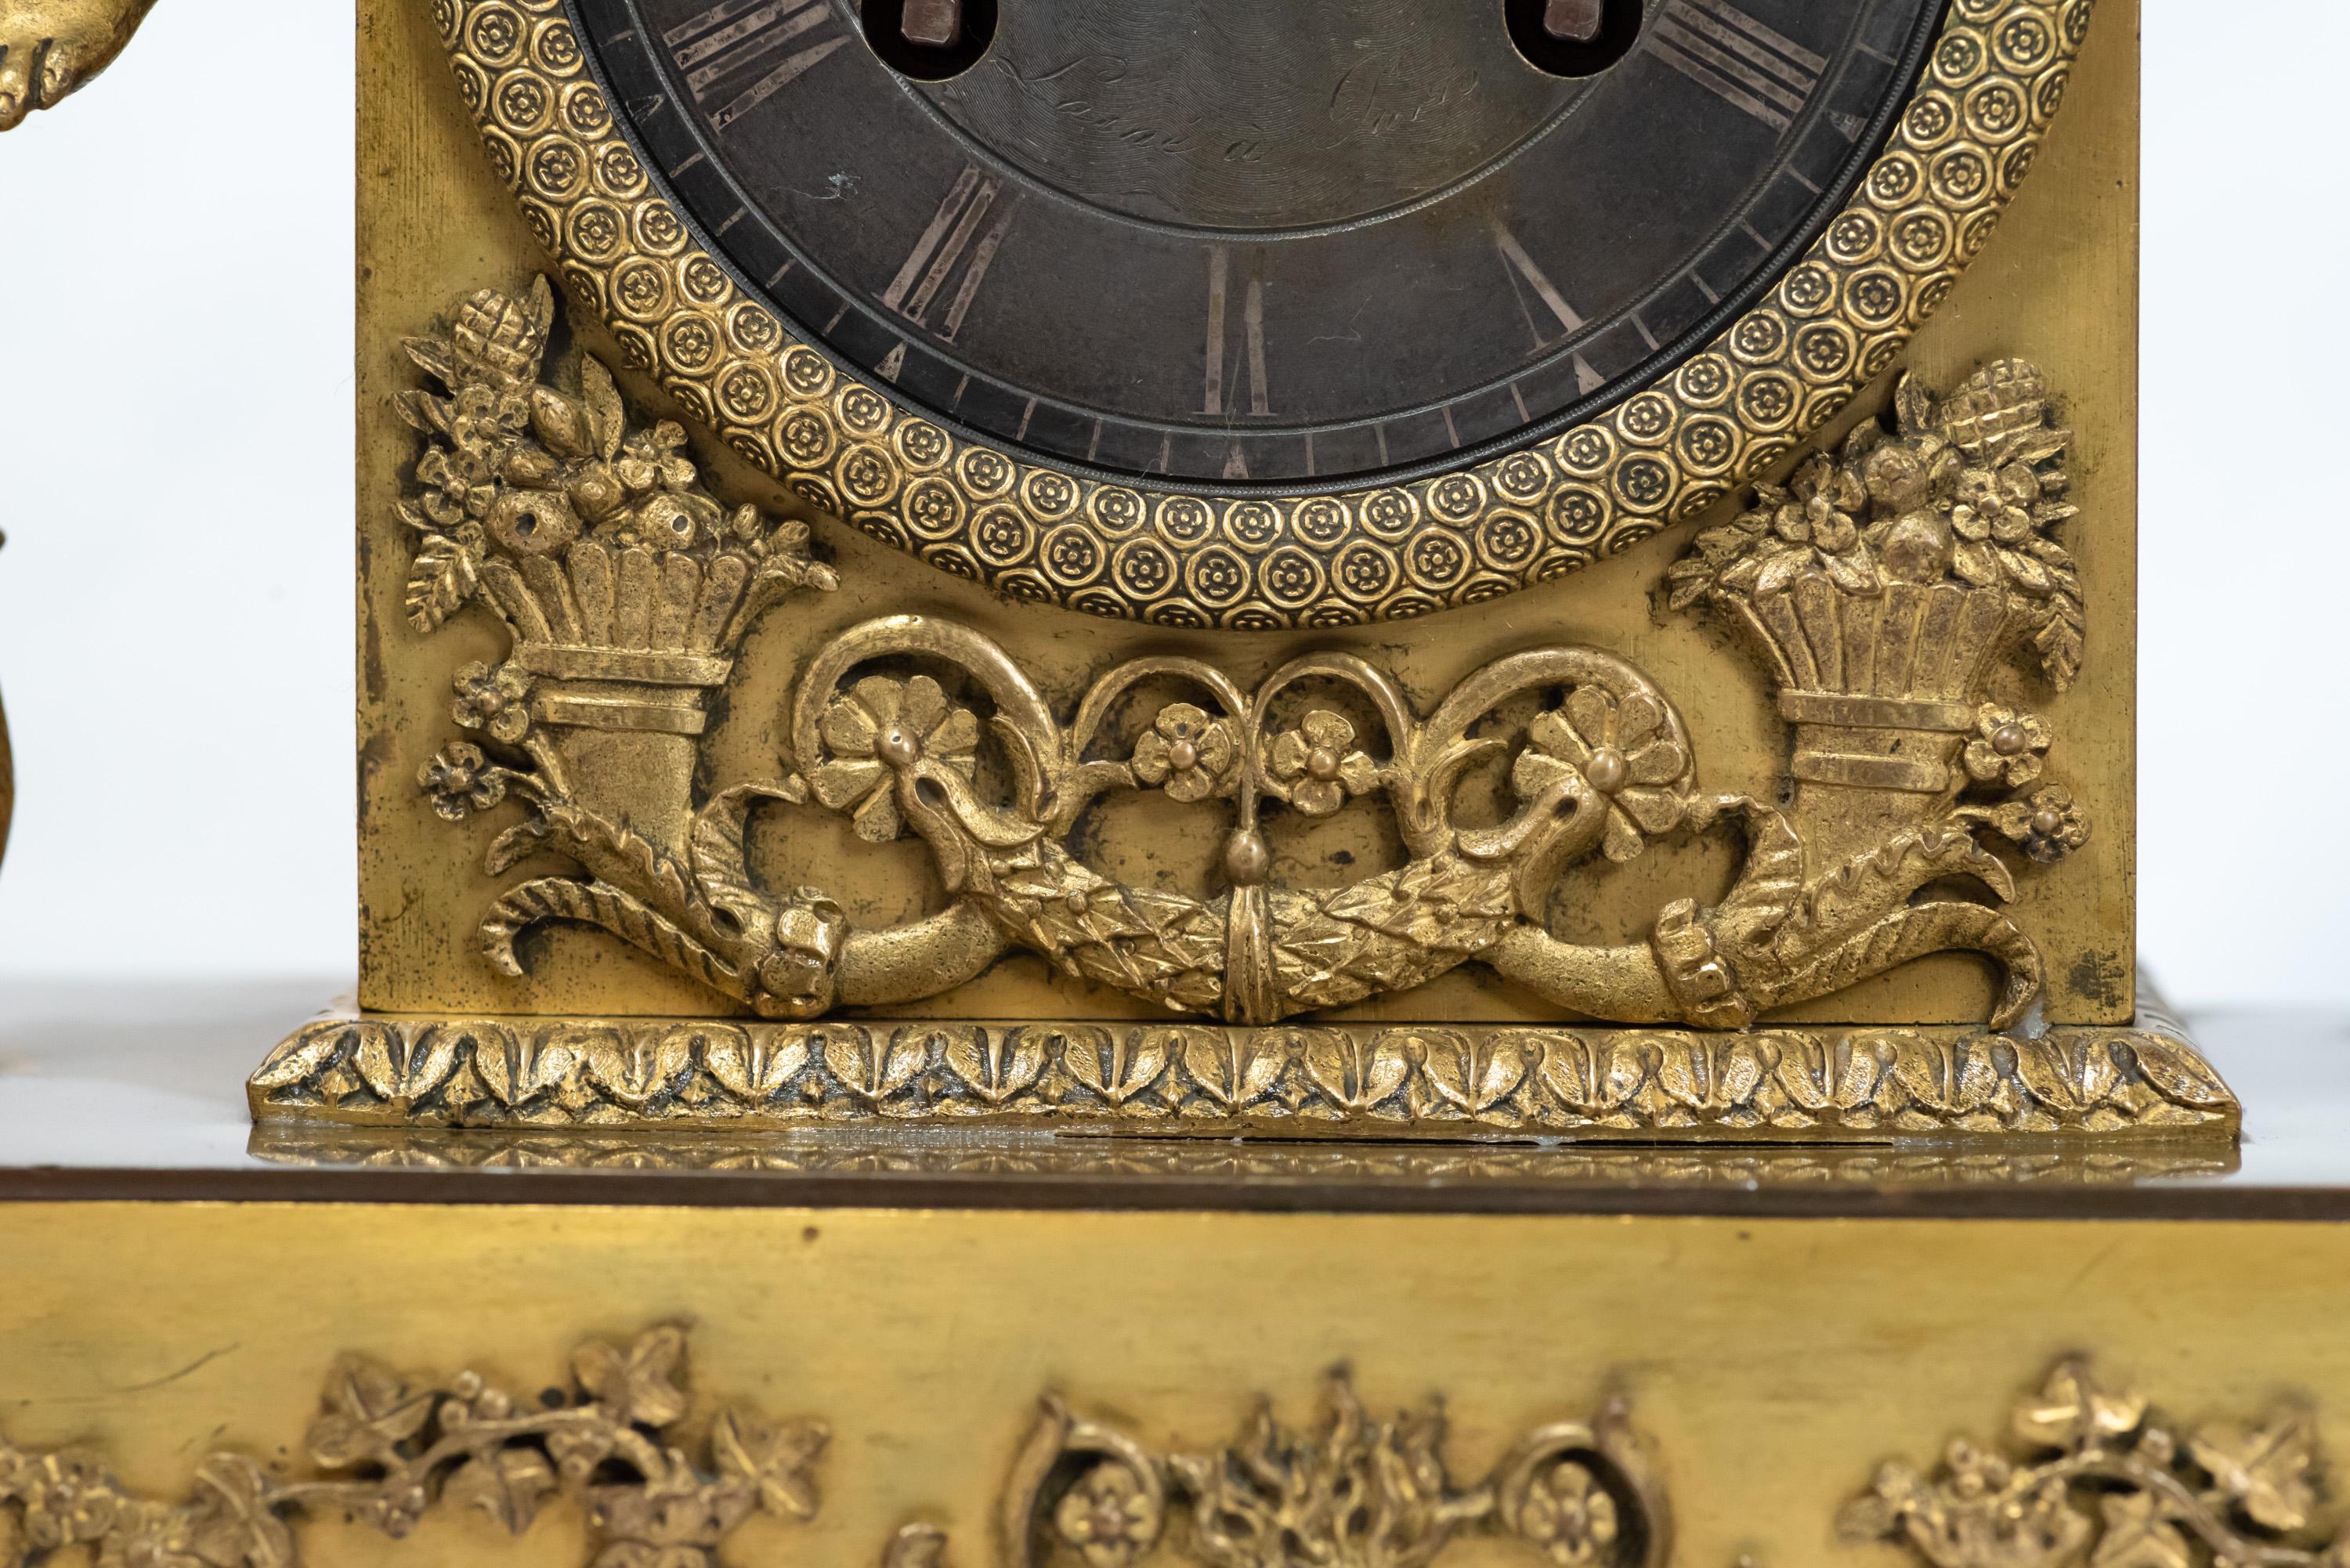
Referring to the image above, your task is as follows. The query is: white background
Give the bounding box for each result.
[0,0,2344,1008]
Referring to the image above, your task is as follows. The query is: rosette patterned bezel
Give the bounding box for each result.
[433,0,2092,628]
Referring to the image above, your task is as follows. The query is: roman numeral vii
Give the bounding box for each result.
[881,165,1016,343]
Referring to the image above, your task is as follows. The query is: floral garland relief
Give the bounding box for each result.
[1844,1360,2350,1568]
[0,1327,823,1567]
[882,1371,1666,1568]
[403,278,2095,1031]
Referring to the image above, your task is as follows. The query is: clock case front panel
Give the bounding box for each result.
[354,0,2137,1028]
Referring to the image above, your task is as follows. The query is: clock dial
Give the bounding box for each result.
[569,0,1946,486]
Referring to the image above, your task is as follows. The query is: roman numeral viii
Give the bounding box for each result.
[1650,0,1825,132]
[663,0,849,134]
[880,165,1016,343]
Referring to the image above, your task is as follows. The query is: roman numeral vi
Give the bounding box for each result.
[1203,245,1271,420]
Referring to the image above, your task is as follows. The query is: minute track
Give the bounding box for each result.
[586,0,1950,486]
[440,0,2093,626]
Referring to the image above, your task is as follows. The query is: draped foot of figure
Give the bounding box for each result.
[0,0,157,129]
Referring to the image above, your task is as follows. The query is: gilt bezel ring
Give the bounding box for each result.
[435,0,2091,629]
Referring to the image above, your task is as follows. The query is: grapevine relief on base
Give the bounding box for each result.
[1844,1360,2348,1568]
[0,1327,822,1568]
[881,1371,1667,1568]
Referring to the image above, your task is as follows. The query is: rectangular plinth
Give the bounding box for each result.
[9,992,2347,1568]
[248,976,2236,1145]
[4,1201,2348,1568]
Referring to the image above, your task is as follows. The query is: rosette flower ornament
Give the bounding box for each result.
[1950,457,2044,562]
[415,444,501,530]
[1523,688,1690,863]
[1130,703,1237,804]
[1961,703,2052,789]
[1268,710,1377,816]
[419,742,507,822]
[1516,1461,1622,1568]
[446,379,533,451]
[1986,786,2091,864]
[1050,1465,1161,1568]
[807,676,979,844]
[615,419,700,497]
[451,661,532,745]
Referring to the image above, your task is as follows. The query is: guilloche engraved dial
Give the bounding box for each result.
[575,0,1943,486]
[447,0,2088,623]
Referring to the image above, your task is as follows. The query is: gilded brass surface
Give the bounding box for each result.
[0,0,154,130]
[242,1125,2241,1185]
[6,1204,2350,1566]
[0,1332,1662,1568]
[357,0,2141,1031]
[1843,1360,2349,1567]
[57,985,2350,1204]
[0,1325,823,1567]
[378,251,2108,1040]
[887,1375,1666,1568]
[247,979,2237,1140]
[434,0,2092,628]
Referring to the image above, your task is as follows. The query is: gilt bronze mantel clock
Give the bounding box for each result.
[28,10,2350,1568]
[220,0,2233,1141]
